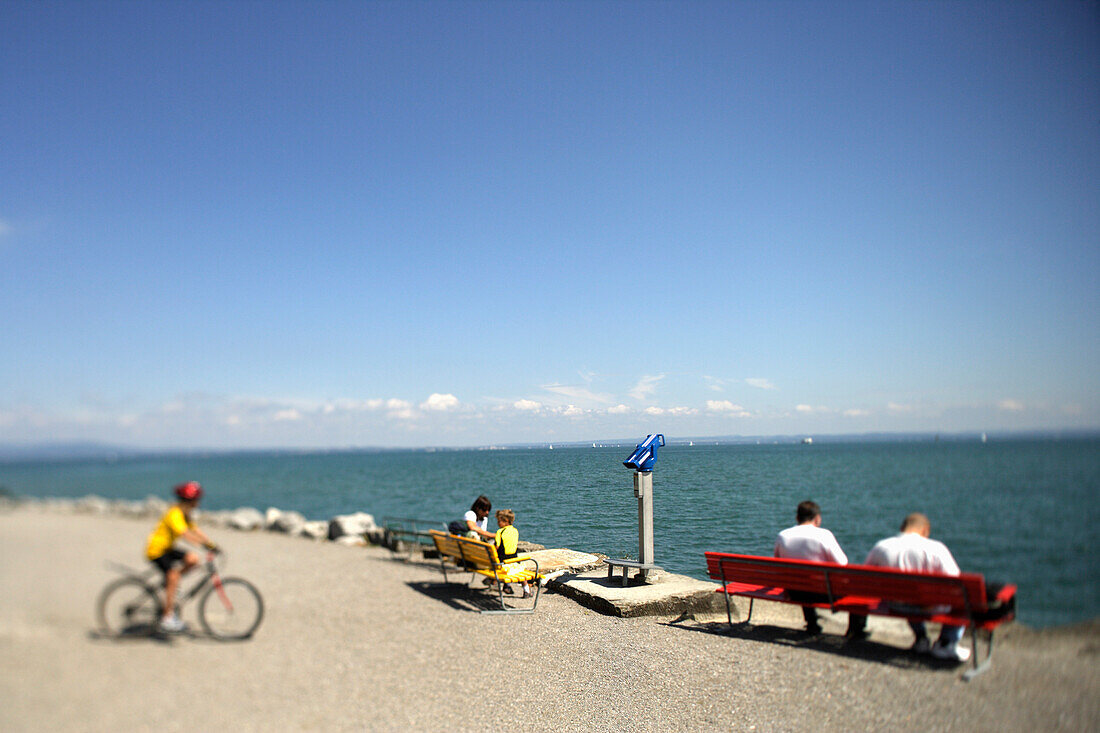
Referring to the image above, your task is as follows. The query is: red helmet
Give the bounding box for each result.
[174,481,203,501]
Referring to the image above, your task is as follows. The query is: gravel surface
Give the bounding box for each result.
[1,509,1097,732]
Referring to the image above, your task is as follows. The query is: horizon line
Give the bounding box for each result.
[2,427,1098,460]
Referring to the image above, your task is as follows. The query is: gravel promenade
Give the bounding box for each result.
[1,508,1097,732]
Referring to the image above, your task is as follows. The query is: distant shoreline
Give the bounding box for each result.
[3,429,1098,463]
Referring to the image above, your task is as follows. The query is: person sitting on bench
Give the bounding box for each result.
[462,495,496,541]
[847,512,970,663]
[774,500,848,634]
[494,509,532,599]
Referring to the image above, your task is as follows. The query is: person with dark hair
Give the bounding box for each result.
[463,495,495,541]
[847,512,971,662]
[774,500,848,634]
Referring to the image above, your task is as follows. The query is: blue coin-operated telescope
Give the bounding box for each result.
[611,433,666,585]
[623,433,664,472]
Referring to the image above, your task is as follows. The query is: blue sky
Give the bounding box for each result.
[2,1,1098,449]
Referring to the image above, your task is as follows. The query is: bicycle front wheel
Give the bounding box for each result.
[198,577,264,640]
[96,577,161,637]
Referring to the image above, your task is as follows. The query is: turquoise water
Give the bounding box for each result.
[2,438,1097,629]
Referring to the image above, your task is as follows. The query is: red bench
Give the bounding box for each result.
[704,551,1016,680]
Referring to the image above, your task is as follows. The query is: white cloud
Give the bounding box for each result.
[887,402,914,413]
[421,393,460,411]
[745,378,776,390]
[998,399,1025,412]
[345,400,389,411]
[561,405,585,417]
[703,376,727,392]
[843,409,871,417]
[385,398,416,420]
[513,399,542,411]
[328,398,385,412]
[644,406,665,415]
[273,409,302,421]
[707,400,752,417]
[629,374,665,401]
[541,383,613,405]
[607,404,631,414]
[666,406,698,416]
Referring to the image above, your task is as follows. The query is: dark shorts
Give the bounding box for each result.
[151,548,188,574]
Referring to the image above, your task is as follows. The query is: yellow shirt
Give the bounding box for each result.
[494,524,519,560]
[146,505,193,560]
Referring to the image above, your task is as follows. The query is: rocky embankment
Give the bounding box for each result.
[2,493,386,546]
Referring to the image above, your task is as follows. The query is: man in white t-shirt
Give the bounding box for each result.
[774,500,848,634]
[847,512,971,663]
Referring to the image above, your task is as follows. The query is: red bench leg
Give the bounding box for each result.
[962,626,995,681]
[721,593,754,629]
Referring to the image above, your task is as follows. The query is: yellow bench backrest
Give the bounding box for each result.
[429,530,463,558]
[428,530,501,569]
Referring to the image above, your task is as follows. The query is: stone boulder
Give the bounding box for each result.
[327,512,376,541]
[75,495,110,514]
[0,488,19,511]
[266,507,306,534]
[196,509,228,528]
[112,499,145,518]
[298,521,329,541]
[44,498,76,513]
[226,507,265,531]
[142,496,169,518]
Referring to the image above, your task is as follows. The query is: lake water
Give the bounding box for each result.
[3,437,1097,629]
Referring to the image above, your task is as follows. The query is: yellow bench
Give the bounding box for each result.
[428,530,542,614]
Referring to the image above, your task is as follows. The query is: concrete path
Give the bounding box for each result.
[2,509,1097,732]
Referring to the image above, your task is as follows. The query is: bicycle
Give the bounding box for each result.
[96,551,264,640]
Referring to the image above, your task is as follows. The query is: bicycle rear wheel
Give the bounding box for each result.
[96,577,161,637]
[198,577,264,640]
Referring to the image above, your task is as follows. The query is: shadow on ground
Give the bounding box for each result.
[405,580,536,614]
[86,628,251,645]
[662,618,969,673]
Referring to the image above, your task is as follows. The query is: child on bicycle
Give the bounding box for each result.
[146,481,218,633]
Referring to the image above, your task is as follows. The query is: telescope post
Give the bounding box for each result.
[634,470,655,580]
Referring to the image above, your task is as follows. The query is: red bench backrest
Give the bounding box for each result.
[706,552,835,595]
[828,564,986,610]
[704,551,988,611]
